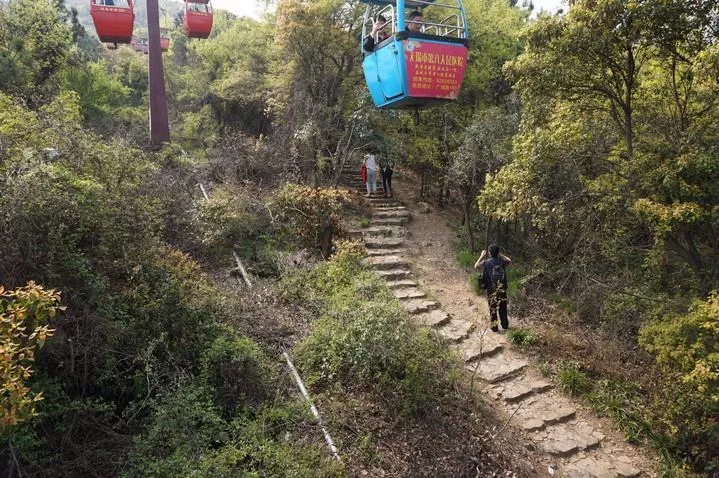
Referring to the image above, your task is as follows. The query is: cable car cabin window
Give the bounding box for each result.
[187,3,211,14]
[94,0,130,6]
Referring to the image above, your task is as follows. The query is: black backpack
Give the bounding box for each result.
[489,262,506,292]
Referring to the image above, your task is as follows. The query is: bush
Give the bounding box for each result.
[200,331,275,419]
[194,188,264,254]
[126,387,343,478]
[290,249,458,415]
[639,293,719,471]
[274,184,351,257]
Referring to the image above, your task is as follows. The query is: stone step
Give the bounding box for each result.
[453,333,504,362]
[512,394,577,430]
[376,269,412,281]
[533,421,604,457]
[371,217,409,226]
[412,309,451,328]
[466,354,527,383]
[436,319,476,343]
[364,238,404,249]
[368,199,402,207]
[355,226,406,238]
[393,288,426,300]
[364,255,409,271]
[374,210,410,219]
[374,206,408,211]
[401,299,439,314]
[367,248,407,257]
[563,451,641,477]
[385,279,418,289]
[488,377,553,404]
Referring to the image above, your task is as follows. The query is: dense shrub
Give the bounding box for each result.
[274,184,351,258]
[288,245,459,415]
[639,293,719,471]
[126,385,342,478]
[200,331,276,419]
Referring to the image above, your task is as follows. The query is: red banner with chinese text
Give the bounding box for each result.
[404,40,468,100]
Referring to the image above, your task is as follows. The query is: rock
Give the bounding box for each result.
[418,201,432,213]
[401,299,438,314]
[412,309,450,328]
[521,419,545,432]
[467,355,527,382]
[544,439,579,457]
[436,319,475,342]
[393,288,426,300]
[615,464,640,477]
[364,255,408,270]
[385,279,418,289]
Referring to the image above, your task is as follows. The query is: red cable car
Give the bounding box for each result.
[160,28,170,52]
[184,0,213,39]
[90,0,135,45]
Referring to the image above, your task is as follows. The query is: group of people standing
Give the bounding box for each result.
[361,152,393,198]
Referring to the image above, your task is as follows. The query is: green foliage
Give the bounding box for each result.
[274,184,350,256]
[537,360,551,377]
[506,328,538,347]
[0,283,62,434]
[200,331,275,419]
[195,188,263,252]
[126,386,343,478]
[456,249,476,269]
[288,246,459,415]
[0,0,73,102]
[586,380,652,444]
[639,293,719,469]
[556,360,590,396]
[469,271,483,296]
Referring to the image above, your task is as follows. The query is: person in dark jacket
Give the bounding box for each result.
[474,244,512,332]
[363,15,390,52]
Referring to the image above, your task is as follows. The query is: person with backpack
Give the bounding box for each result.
[474,244,512,332]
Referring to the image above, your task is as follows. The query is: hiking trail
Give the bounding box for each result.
[342,167,660,478]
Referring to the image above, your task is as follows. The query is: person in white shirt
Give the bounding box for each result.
[363,152,378,197]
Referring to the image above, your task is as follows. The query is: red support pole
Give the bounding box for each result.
[147,0,170,146]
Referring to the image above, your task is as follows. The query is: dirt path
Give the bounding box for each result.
[344,168,660,478]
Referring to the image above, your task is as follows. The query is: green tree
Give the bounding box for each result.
[0,0,73,104]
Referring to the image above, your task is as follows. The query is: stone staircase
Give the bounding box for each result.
[341,167,647,478]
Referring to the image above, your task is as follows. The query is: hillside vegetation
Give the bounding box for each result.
[1,0,717,476]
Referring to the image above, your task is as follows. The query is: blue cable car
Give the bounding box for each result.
[359,0,469,109]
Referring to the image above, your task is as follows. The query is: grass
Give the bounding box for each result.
[537,360,552,377]
[506,328,538,347]
[358,218,370,228]
[585,379,652,444]
[556,359,590,396]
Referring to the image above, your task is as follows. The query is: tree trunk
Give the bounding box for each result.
[484,216,492,250]
[624,41,635,157]
[462,190,476,252]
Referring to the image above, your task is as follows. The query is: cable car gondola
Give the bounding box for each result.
[160,28,170,51]
[184,0,213,39]
[359,0,469,110]
[90,0,135,45]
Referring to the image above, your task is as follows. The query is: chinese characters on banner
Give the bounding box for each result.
[404,41,468,99]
